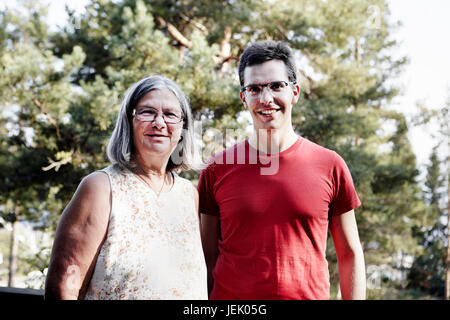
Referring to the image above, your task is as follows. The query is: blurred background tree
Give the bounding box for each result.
[407,145,446,298]
[0,0,447,299]
[407,100,449,299]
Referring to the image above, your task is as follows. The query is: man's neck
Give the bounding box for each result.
[249,128,298,154]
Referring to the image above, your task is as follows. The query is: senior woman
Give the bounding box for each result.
[45,75,207,300]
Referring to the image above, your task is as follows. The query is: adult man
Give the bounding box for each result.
[198,41,366,300]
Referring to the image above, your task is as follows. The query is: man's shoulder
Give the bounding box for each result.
[299,137,347,168]
[301,137,336,156]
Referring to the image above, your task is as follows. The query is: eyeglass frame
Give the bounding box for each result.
[240,80,297,96]
[132,107,184,124]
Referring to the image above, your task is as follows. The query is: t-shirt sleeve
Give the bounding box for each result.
[197,164,220,216]
[328,152,361,216]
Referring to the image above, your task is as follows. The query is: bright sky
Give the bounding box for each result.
[1,0,449,172]
[388,0,449,171]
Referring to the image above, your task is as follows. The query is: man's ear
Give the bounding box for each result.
[291,83,301,104]
[240,91,248,109]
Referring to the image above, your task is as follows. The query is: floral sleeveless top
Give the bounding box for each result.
[84,164,208,300]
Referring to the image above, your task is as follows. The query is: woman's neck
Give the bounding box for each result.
[134,153,167,177]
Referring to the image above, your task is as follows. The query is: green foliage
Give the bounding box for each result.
[0,3,86,230]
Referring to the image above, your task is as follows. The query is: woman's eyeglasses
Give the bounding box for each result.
[132,108,183,124]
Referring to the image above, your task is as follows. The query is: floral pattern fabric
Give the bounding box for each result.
[84,164,208,300]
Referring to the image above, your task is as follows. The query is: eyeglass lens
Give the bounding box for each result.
[134,108,182,123]
[243,81,290,95]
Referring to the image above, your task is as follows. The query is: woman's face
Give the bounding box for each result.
[132,89,184,162]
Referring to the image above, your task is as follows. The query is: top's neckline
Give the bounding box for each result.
[245,135,303,158]
[124,167,178,197]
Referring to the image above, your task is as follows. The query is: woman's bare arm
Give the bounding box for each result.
[44,171,111,299]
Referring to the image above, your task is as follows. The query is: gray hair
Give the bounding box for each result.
[107,74,204,172]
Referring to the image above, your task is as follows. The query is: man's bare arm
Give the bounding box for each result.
[329,210,366,300]
[200,213,220,296]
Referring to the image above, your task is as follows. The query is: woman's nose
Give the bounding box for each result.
[152,114,166,128]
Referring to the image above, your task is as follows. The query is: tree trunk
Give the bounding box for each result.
[219,26,232,73]
[8,210,18,288]
[445,170,450,300]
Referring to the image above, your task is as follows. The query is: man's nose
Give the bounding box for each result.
[259,86,274,104]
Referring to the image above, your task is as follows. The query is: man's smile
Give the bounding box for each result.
[257,107,281,117]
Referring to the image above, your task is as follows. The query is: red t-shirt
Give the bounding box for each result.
[198,136,361,300]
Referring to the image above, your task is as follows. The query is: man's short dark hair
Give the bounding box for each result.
[238,40,298,87]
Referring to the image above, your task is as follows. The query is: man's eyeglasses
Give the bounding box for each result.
[132,108,183,124]
[241,81,295,96]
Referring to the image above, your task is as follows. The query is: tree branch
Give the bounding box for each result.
[179,13,208,35]
[156,16,192,48]
[31,98,61,140]
[31,98,96,157]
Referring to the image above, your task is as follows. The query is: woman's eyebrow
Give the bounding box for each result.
[136,105,180,112]
[135,104,157,109]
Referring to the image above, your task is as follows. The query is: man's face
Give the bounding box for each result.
[240,59,300,134]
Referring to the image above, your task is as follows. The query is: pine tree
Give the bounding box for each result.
[407,146,446,298]
[0,1,95,285]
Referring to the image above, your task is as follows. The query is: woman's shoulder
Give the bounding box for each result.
[172,172,198,194]
[61,170,111,225]
[171,173,198,211]
[84,170,109,182]
[78,170,111,196]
